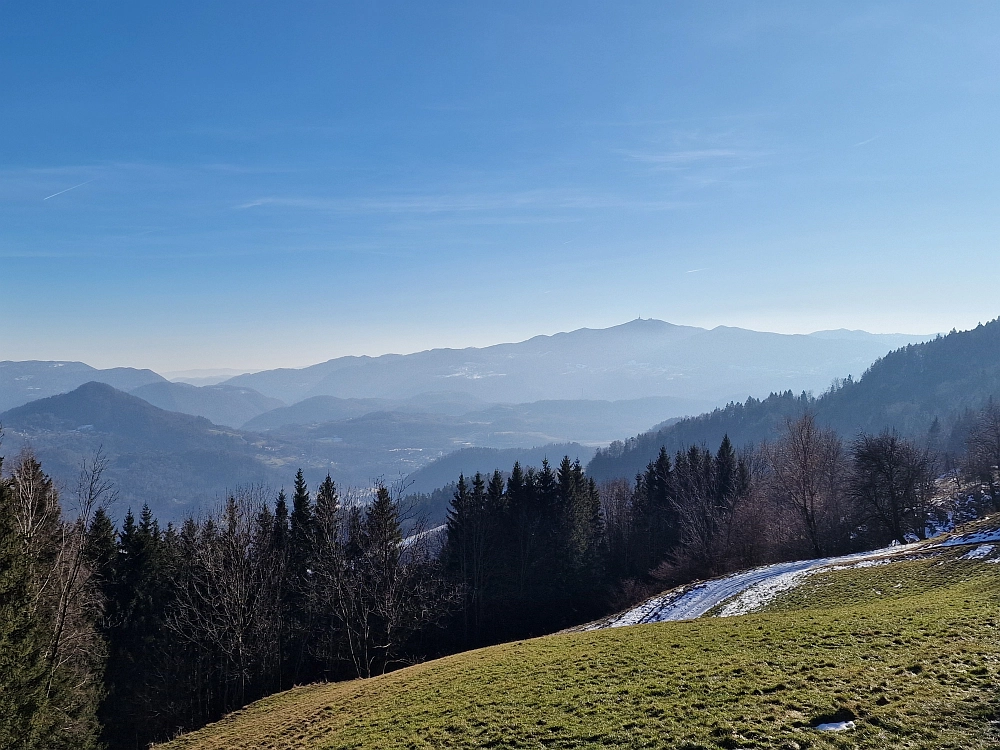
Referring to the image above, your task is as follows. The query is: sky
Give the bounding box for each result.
[2,1,1000,372]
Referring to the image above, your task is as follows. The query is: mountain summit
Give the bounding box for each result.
[223,320,930,405]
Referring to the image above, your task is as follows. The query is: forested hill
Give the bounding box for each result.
[588,318,1000,482]
[0,382,285,519]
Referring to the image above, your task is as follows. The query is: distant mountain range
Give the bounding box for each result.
[0,319,941,521]
[0,384,673,522]
[587,319,1000,482]
[223,320,931,405]
[131,381,285,429]
[0,360,165,412]
[2,321,930,426]
[0,383,287,521]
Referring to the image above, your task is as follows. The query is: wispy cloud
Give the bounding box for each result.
[624,148,743,165]
[237,190,691,215]
[853,135,879,147]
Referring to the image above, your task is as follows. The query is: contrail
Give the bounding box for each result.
[43,178,95,201]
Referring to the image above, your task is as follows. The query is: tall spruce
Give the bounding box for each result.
[286,470,315,680]
[0,453,58,750]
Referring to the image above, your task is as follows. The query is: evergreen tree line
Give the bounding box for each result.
[443,409,1000,644]
[0,449,111,750]
[2,400,999,748]
[600,410,999,599]
[441,457,604,644]
[1,453,453,750]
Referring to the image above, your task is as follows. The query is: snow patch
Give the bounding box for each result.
[960,544,995,560]
[931,528,1000,548]
[717,569,815,617]
[830,558,893,571]
[594,542,920,627]
[815,721,855,732]
[591,523,1000,631]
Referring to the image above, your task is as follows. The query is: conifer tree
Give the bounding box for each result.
[631,446,677,575]
[84,507,116,577]
[0,455,58,750]
[289,469,314,572]
[1,451,104,750]
[286,470,315,679]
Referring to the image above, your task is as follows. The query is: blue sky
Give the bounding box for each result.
[2,2,999,371]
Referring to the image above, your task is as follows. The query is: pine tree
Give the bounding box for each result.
[0,452,104,750]
[503,462,538,601]
[0,456,58,749]
[631,446,677,575]
[273,489,290,552]
[269,489,290,690]
[314,474,340,548]
[363,485,403,561]
[286,470,316,681]
[84,507,116,577]
[99,505,177,749]
[289,469,314,575]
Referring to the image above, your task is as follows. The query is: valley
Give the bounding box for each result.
[0,320,931,522]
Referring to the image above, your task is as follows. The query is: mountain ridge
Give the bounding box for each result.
[0,360,166,412]
[223,319,931,404]
[587,319,1000,482]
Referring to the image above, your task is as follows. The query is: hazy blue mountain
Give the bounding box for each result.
[403,443,597,497]
[0,384,670,524]
[242,391,492,431]
[242,399,692,492]
[223,319,931,405]
[245,393,707,446]
[587,320,1000,482]
[161,368,257,386]
[460,397,709,445]
[0,360,165,412]
[130,381,285,428]
[0,382,287,521]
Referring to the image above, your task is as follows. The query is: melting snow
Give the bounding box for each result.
[960,544,995,560]
[815,721,855,732]
[587,524,1000,630]
[718,568,815,617]
[931,529,1000,548]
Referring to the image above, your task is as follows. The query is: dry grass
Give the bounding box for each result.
[161,550,1000,749]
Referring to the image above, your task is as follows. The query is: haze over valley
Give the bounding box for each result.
[0,319,929,521]
[6,4,1000,749]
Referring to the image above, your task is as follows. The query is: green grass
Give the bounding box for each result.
[161,550,1000,750]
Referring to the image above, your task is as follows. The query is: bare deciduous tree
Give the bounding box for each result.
[4,447,112,748]
[168,484,280,709]
[314,483,455,678]
[850,430,935,544]
[766,414,849,556]
[966,398,1000,508]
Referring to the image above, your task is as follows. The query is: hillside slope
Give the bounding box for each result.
[0,382,287,520]
[159,518,1000,750]
[589,318,1000,481]
[0,360,165,412]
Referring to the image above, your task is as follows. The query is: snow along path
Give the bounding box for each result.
[588,543,930,630]
[581,522,1000,631]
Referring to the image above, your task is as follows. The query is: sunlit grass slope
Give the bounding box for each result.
[162,549,1000,750]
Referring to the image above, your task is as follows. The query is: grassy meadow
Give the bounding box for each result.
[161,546,1000,750]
